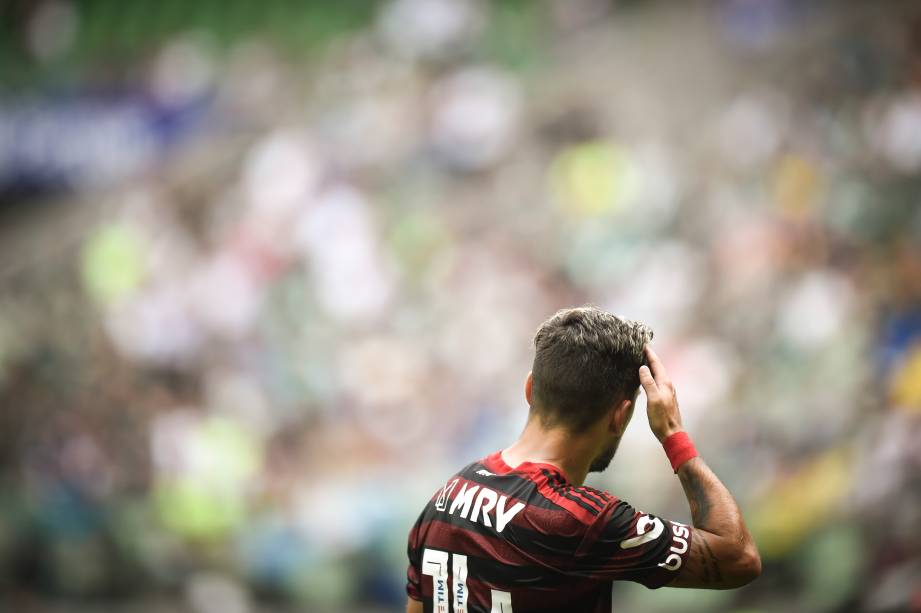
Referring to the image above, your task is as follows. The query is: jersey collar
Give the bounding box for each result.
[485,450,571,484]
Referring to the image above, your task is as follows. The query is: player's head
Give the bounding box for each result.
[526,306,653,472]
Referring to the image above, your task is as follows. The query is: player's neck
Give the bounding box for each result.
[502,419,599,486]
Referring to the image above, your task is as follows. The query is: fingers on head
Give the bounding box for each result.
[644,344,669,381]
[638,365,658,395]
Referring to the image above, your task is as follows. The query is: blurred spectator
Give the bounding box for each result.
[1,1,921,612]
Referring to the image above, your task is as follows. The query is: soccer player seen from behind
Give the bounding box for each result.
[405,307,761,613]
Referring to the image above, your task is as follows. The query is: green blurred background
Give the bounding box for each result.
[1,1,920,612]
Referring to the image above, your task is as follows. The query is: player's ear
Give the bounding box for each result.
[525,371,533,405]
[610,397,633,435]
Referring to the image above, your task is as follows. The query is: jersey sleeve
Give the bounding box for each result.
[574,499,692,588]
[405,510,424,600]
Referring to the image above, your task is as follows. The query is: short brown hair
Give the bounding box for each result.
[530,306,653,432]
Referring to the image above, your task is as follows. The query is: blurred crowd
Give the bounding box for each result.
[1,1,921,612]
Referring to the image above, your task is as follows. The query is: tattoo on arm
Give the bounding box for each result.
[700,535,724,583]
[677,465,727,585]
[682,469,713,528]
[671,458,759,588]
[676,531,726,586]
[694,539,710,584]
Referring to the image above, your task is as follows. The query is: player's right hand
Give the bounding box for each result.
[638,345,684,443]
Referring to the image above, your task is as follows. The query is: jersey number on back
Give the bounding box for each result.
[422,548,513,612]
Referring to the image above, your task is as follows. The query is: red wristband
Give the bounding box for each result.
[663,431,698,472]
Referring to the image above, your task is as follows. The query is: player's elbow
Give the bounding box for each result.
[727,545,761,587]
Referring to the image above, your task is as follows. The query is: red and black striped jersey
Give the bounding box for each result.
[406,451,692,613]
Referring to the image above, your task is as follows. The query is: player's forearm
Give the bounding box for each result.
[677,456,760,584]
[640,347,760,588]
[678,457,743,536]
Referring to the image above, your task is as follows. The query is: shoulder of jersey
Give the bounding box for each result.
[435,458,618,525]
[533,468,618,523]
